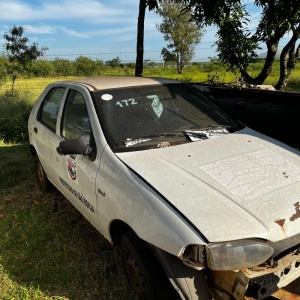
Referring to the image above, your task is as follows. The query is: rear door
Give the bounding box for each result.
[34,86,66,187]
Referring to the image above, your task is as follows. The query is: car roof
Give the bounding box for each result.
[55,76,182,91]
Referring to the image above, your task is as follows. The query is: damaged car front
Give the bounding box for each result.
[116,126,300,299]
[92,81,300,299]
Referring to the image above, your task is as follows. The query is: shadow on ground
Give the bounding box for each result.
[0,143,135,300]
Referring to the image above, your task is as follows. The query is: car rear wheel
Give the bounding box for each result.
[121,230,179,300]
[34,154,52,192]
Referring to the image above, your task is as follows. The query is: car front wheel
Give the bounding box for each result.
[121,230,179,300]
[34,153,52,192]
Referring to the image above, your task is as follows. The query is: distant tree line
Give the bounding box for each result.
[0,55,161,79]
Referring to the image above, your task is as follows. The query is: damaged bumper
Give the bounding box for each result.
[209,248,300,299]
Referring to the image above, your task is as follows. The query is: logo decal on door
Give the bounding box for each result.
[67,157,78,183]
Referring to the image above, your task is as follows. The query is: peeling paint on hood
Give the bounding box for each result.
[116,127,300,243]
[199,148,300,200]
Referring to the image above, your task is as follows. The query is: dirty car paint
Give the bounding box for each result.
[116,127,300,243]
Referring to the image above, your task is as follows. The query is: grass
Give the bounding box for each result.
[0,141,135,300]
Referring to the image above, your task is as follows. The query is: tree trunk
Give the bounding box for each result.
[253,40,279,84]
[275,29,300,90]
[239,40,279,85]
[11,74,17,96]
[176,53,183,74]
[135,0,146,77]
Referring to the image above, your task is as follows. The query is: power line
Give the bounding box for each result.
[46,51,160,57]
[44,47,223,57]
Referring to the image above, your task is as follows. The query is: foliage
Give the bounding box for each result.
[161,47,177,62]
[3,26,48,95]
[74,56,104,76]
[29,60,56,77]
[0,92,32,143]
[125,62,136,68]
[52,58,75,76]
[147,61,156,68]
[178,0,300,90]
[105,56,123,68]
[0,56,8,86]
[156,0,205,73]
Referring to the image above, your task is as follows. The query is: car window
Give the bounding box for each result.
[92,83,241,151]
[61,89,91,140]
[39,87,65,132]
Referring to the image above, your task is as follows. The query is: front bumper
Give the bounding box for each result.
[209,248,300,299]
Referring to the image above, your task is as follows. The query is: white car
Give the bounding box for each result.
[28,77,300,300]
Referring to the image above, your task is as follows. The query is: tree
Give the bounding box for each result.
[30,60,55,77]
[52,58,75,76]
[161,47,177,62]
[177,0,300,90]
[135,0,159,77]
[157,0,204,73]
[75,56,96,76]
[0,47,8,86]
[0,56,7,87]
[4,26,48,95]
[105,56,123,68]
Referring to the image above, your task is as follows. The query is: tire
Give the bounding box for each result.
[121,231,179,300]
[34,153,52,192]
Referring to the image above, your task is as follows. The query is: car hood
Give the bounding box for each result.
[116,127,300,243]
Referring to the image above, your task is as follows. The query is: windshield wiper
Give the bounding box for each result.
[124,138,152,147]
[177,125,232,142]
[124,132,185,148]
[176,124,239,132]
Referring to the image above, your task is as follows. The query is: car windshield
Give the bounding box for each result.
[92,83,242,152]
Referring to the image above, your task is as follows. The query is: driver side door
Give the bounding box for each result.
[56,87,100,229]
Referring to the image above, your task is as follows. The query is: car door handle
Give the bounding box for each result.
[34,127,38,133]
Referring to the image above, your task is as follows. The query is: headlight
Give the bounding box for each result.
[181,245,205,270]
[206,239,274,271]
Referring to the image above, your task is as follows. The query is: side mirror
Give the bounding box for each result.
[56,138,92,156]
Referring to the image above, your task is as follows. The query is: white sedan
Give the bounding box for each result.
[28,77,300,300]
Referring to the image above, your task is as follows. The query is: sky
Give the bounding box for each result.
[0,0,292,63]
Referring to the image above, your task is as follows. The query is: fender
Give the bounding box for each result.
[95,145,207,257]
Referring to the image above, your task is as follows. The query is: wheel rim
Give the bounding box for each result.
[37,160,45,185]
[123,249,147,299]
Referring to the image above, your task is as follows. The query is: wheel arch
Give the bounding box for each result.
[29,144,36,157]
[110,219,132,246]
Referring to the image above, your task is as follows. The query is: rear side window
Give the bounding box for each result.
[39,87,65,132]
[61,89,91,140]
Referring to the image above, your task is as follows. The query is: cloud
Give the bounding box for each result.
[88,25,136,37]
[0,0,128,21]
[23,24,56,34]
[15,24,89,39]
[59,27,90,39]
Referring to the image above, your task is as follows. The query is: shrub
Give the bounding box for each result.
[0,91,33,143]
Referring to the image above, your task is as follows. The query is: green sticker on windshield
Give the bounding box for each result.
[147,95,163,118]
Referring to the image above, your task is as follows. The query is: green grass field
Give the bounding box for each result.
[0,142,135,300]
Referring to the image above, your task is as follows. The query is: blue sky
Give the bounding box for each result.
[0,0,291,63]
